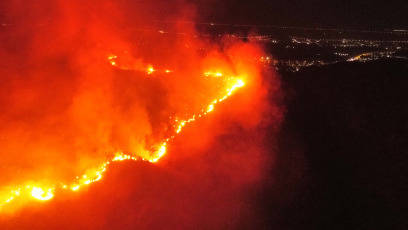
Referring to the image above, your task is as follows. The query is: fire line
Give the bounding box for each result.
[0,55,245,211]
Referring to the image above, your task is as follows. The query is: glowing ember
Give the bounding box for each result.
[207,104,214,112]
[31,187,54,201]
[147,65,155,74]
[0,60,246,210]
[108,55,118,66]
[0,0,270,218]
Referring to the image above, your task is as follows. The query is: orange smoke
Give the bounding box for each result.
[0,0,282,223]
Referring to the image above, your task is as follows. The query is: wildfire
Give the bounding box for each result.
[204,72,223,77]
[0,54,246,211]
[108,55,118,66]
[31,187,54,201]
[147,65,155,74]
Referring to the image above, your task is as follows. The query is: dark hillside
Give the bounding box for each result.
[270,59,408,229]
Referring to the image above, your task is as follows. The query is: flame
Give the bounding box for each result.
[0,0,271,218]
[0,55,247,210]
[204,72,223,77]
[147,65,155,74]
[108,55,118,66]
[207,104,214,112]
[31,187,54,201]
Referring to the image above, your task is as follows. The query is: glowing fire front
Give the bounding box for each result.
[31,187,54,201]
[0,56,246,210]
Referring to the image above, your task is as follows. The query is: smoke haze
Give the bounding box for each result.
[0,0,282,227]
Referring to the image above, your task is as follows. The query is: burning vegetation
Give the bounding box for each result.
[0,0,281,223]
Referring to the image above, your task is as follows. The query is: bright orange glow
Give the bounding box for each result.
[147,65,155,74]
[0,64,247,210]
[204,72,224,77]
[0,1,267,212]
[0,1,281,227]
[31,187,54,201]
[108,55,118,66]
[207,104,214,112]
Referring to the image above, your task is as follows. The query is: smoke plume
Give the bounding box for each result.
[0,0,282,227]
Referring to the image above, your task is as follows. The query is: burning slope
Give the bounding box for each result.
[0,60,246,209]
[0,0,281,221]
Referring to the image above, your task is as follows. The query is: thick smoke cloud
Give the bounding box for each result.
[0,0,282,226]
[0,0,194,185]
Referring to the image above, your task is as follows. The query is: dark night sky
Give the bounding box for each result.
[192,0,408,29]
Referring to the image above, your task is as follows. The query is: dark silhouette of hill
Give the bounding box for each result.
[269,59,408,229]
